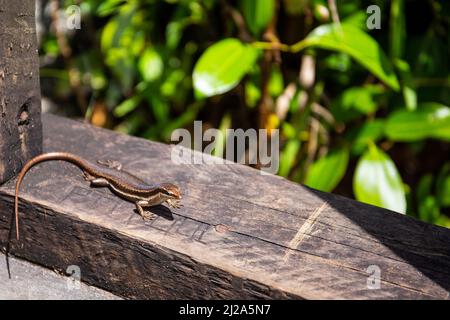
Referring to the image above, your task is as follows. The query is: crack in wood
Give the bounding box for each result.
[283,202,328,262]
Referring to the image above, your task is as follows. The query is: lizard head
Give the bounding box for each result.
[159,183,182,200]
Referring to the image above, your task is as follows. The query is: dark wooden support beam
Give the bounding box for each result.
[0,114,449,299]
[0,1,43,184]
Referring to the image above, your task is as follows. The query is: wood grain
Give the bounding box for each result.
[0,1,43,183]
[0,114,449,299]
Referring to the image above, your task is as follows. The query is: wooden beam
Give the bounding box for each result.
[0,1,43,183]
[1,114,450,299]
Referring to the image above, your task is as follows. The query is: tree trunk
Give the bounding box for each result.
[0,1,43,184]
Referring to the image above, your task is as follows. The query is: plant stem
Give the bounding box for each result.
[251,39,310,53]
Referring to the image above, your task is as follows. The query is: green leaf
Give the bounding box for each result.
[342,11,367,29]
[330,85,385,123]
[435,215,450,228]
[281,122,296,139]
[114,94,143,117]
[42,38,60,56]
[104,48,136,93]
[213,113,232,157]
[436,163,450,207]
[193,38,258,98]
[268,67,284,97]
[350,120,385,155]
[417,194,440,224]
[100,4,139,52]
[296,23,399,90]
[385,103,450,141]
[166,21,184,49]
[402,85,417,111]
[416,174,433,203]
[100,3,142,93]
[148,95,169,123]
[395,59,417,111]
[353,144,406,213]
[245,81,261,108]
[97,0,125,17]
[161,69,185,97]
[389,0,405,60]
[100,18,118,52]
[239,0,275,36]
[138,48,164,82]
[279,139,301,177]
[305,148,349,192]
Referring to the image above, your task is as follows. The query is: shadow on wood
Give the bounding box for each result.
[311,188,450,297]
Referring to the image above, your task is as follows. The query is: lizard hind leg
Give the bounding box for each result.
[89,177,110,187]
[82,171,96,182]
[97,159,122,170]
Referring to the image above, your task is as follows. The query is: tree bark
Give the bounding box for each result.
[0,1,43,183]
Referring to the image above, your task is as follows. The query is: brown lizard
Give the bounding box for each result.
[14,152,182,240]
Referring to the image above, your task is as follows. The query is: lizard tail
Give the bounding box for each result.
[14,152,90,240]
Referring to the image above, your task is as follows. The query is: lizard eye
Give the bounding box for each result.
[169,189,181,198]
[160,183,181,199]
[169,189,180,198]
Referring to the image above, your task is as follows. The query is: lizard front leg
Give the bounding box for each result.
[135,200,157,220]
[166,199,183,209]
[97,159,122,170]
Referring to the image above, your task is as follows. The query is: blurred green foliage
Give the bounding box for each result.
[39,0,450,227]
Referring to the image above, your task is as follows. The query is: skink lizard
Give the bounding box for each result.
[14,152,182,240]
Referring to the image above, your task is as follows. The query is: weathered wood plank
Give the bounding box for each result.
[0,1,43,183]
[0,114,449,299]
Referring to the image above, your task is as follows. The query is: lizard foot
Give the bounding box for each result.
[82,171,95,181]
[97,159,122,170]
[141,211,157,221]
[167,199,183,209]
